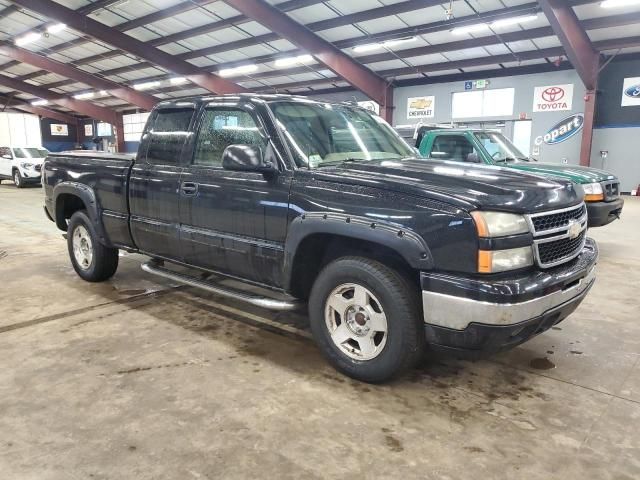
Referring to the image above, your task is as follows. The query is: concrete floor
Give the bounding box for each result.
[0,182,639,480]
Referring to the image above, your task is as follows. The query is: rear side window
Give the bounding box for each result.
[193,109,266,167]
[0,147,11,158]
[431,135,476,162]
[146,108,194,165]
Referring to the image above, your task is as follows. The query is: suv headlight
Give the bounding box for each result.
[471,211,533,273]
[582,182,603,202]
[20,162,35,170]
[470,211,530,237]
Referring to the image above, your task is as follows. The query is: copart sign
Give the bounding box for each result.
[533,84,574,112]
[534,114,584,146]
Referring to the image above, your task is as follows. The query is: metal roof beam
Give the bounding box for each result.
[538,0,600,89]
[0,42,157,111]
[0,93,77,123]
[10,0,248,95]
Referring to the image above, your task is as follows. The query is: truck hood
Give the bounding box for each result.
[505,162,616,184]
[316,158,582,214]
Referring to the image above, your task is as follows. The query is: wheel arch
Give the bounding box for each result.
[53,182,111,246]
[283,213,433,299]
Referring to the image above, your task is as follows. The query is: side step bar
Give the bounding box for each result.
[141,261,303,311]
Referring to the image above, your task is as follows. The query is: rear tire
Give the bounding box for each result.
[67,210,119,282]
[13,170,24,188]
[308,256,424,383]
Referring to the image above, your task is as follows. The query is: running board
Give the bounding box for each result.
[141,261,303,311]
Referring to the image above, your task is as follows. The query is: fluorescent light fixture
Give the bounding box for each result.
[133,80,161,90]
[46,23,66,34]
[99,90,108,96]
[491,14,538,28]
[31,99,48,106]
[169,77,188,85]
[274,54,314,67]
[15,32,42,46]
[353,37,417,52]
[601,0,640,7]
[451,23,490,35]
[218,64,258,77]
[73,92,94,100]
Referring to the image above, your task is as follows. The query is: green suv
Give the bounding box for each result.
[417,129,624,227]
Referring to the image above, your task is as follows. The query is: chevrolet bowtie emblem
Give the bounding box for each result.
[568,221,582,239]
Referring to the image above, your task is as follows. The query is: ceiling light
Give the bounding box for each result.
[99,90,108,96]
[31,99,48,106]
[15,32,42,46]
[46,23,66,34]
[218,64,258,77]
[73,92,94,100]
[491,14,538,28]
[133,80,161,90]
[601,0,640,7]
[450,23,490,35]
[353,37,417,53]
[169,77,188,85]
[274,54,314,67]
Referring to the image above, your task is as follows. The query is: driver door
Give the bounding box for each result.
[0,146,12,177]
[179,104,292,287]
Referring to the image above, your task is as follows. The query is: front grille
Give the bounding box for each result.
[537,231,586,266]
[603,181,619,201]
[531,204,586,233]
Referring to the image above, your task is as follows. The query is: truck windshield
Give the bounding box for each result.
[12,147,48,159]
[270,101,414,168]
[473,132,529,163]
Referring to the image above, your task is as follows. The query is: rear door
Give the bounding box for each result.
[129,105,196,260]
[0,146,12,176]
[179,103,292,286]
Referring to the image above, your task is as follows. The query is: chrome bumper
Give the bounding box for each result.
[422,266,596,331]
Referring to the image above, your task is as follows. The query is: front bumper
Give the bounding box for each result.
[586,198,623,227]
[421,238,598,356]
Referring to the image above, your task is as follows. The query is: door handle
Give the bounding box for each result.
[181,181,198,196]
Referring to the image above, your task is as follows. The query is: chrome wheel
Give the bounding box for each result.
[72,225,93,270]
[324,283,388,361]
[13,171,20,187]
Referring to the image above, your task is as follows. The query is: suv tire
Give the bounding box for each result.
[13,170,24,188]
[308,256,424,383]
[67,210,119,282]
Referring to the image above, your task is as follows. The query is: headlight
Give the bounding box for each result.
[478,246,534,273]
[582,182,603,202]
[470,211,530,237]
[20,162,35,170]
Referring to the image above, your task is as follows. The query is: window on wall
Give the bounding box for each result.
[451,88,515,119]
[123,112,151,142]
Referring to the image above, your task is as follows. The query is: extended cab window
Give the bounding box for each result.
[431,135,477,163]
[193,109,266,167]
[146,108,194,165]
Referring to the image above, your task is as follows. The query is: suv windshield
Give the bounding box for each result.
[270,101,414,168]
[473,132,529,163]
[12,147,48,159]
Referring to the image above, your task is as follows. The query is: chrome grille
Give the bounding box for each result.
[527,203,588,268]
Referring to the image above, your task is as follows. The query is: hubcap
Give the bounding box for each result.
[72,225,93,270]
[14,173,19,185]
[324,283,388,361]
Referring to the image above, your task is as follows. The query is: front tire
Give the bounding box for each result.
[13,170,24,188]
[67,210,119,282]
[308,256,424,383]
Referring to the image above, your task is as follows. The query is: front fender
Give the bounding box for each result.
[282,212,434,291]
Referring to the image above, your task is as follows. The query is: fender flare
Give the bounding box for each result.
[52,182,111,246]
[283,212,434,291]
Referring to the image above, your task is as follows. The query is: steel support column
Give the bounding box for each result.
[223,0,394,120]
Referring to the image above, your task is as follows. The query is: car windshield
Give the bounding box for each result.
[12,147,48,159]
[473,132,529,163]
[270,101,415,168]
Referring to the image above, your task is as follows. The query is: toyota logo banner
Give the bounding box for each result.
[533,84,574,112]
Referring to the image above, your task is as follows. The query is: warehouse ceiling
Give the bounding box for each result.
[0,0,639,117]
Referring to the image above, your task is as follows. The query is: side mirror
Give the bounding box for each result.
[222,144,276,173]
[1,154,11,160]
[466,152,481,163]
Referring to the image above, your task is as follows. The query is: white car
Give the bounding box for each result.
[0,146,49,188]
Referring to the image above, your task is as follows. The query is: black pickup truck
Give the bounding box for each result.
[43,94,598,382]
